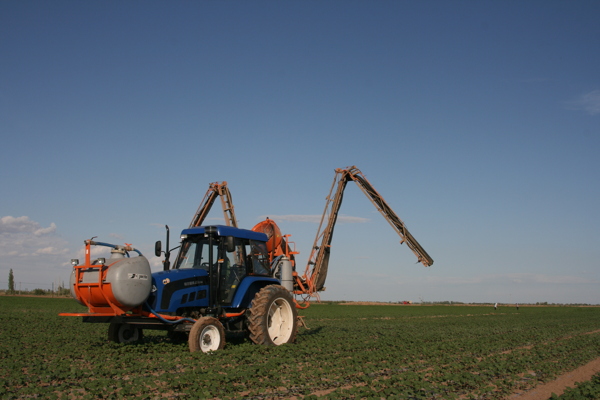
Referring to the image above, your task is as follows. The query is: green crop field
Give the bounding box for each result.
[0,296,599,399]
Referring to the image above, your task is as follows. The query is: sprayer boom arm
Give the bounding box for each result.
[189,182,238,228]
[302,166,433,295]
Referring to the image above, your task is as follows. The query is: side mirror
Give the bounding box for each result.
[226,236,235,253]
[155,241,162,257]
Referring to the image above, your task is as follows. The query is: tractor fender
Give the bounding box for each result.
[230,276,280,309]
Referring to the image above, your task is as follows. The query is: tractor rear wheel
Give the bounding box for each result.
[189,317,226,353]
[248,285,298,346]
[108,323,143,344]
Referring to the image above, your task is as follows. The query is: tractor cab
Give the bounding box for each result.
[151,225,276,317]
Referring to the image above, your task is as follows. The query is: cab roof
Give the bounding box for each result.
[181,225,268,242]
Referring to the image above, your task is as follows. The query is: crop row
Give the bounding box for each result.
[0,297,598,399]
[550,372,600,399]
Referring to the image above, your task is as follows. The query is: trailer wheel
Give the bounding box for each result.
[189,317,225,353]
[248,285,298,346]
[108,323,143,344]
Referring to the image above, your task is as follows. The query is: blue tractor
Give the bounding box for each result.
[62,222,298,353]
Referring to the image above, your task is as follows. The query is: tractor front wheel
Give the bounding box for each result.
[108,323,143,344]
[248,285,298,346]
[189,317,226,353]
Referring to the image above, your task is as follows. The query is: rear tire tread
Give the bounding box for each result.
[247,285,298,346]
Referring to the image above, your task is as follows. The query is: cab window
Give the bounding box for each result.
[246,240,270,275]
[175,238,217,270]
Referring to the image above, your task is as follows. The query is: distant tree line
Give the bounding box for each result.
[4,269,70,296]
[1,286,70,296]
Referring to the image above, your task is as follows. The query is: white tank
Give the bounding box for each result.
[105,254,152,307]
[70,248,152,309]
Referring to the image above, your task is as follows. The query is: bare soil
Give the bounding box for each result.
[507,356,600,400]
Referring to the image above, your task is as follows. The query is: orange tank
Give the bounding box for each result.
[68,241,152,315]
[251,218,282,254]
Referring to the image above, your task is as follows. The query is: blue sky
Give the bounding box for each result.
[1,1,599,304]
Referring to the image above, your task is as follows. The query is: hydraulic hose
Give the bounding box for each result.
[143,302,196,325]
[87,240,143,257]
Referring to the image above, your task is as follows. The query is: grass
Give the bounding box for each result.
[0,296,598,399]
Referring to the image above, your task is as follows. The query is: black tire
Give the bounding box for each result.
[108,323,143,344]
[188,317,226,353]
[248,285,298,346]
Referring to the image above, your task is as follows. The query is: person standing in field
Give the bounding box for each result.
[494,303,498,310]
[516,303,519,310]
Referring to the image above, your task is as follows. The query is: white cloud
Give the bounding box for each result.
[72,245,110,261]
[35,246,69,256]
[0,216,73,291]
[0,215,70,260]
[149,255,165,269]
[529,273,592,284]
[34,223,57,236]
[109,232,124,240]
[0,216,28,232]
[0,216,55,235]
[581,90,600,115]
[569,90,600,115]
[258,214,369,223]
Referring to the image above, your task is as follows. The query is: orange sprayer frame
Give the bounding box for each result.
[60,240,143,317]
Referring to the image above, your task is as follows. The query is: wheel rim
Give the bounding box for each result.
[199,325,221,352]
[118,325,139,343]
[267,297,294,345]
